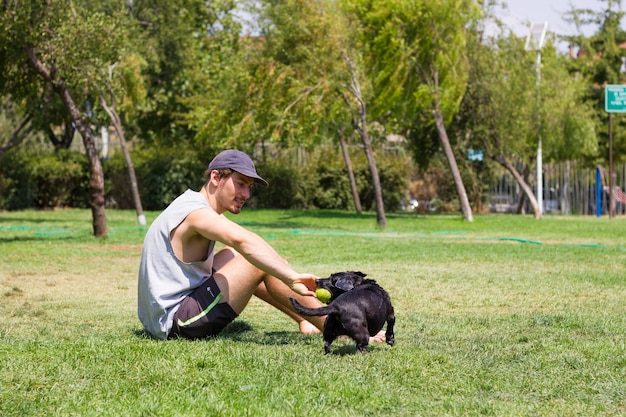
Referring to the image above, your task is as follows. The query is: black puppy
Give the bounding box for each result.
[290,271,395,354]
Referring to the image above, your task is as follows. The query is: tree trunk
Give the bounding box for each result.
[494,155,541,219]
[431,70,472,222]
[362,131,385,227]
[100,95,146,225]
[0,115,33,160]
[352,116,386,227]
[25,46,108,237]
[344,52,386,228]
[562,161,570,214]
[432,106,473,222]
[337,126,362,214]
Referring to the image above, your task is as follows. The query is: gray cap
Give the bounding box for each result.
[208,150,268,187]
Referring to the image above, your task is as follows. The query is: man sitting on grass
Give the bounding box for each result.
[137,149,324,339]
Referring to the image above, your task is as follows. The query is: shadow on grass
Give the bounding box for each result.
[235,209,375,231]
[0,234,84,244]
[132,328,159,340]
[285,209,372,219]
[131,320,302,346]
[235,220,311,230]
[221,321,367,355]
[220,321,304,346]
[132,320,368,354]
[0,214,81,224]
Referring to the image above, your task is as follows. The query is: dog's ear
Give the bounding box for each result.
[334,271,365,291]
[334,276,356,291]
[352,271,367,278]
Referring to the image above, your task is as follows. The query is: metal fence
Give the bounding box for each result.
[489,161,626,215]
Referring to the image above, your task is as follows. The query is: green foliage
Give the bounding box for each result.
[0,146,90,210]
[2,0,619,222]
[5,143,409,212]
[183,0,345,151]
[0,0,131,133]
[29,150,91,209]
[253,149,409,211]
[344,0,480,125]
[104,145,207,211]
[309,153,356,210]
[449,20,598,213]
[563,0,626,164]
[252,160,311,209]
[357,153,410,211]
[129,0,240,146]
[539,49,598,162]
[103,153,135,209]
[0,148,35,210]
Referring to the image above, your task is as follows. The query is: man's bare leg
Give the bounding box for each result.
[261,274,326,331]
[371,331,386,343]
[254,282,320,334]
[213,248,381,340]
[212,247,325,331]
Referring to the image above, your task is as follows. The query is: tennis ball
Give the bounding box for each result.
[315,288,332,304]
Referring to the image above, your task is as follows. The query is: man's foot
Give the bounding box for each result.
[338,330,386,343]
[299,320,321,334]
[369,330,386,343]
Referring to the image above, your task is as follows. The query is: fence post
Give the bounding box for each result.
[596,165,602,218]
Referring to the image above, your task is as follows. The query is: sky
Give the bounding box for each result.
[497,0,605,38]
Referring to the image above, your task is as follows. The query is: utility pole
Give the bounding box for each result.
[525,22,548,216]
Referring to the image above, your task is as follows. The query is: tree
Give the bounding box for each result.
[261,0,387,226]
[127,0,224,147]
[454,12,597,217]
[98,58,148,225]
[0,2,134,236]
[338,51,387,226]
[336,124,362,213]
[344,0,478,221]
[564,0,626,216]
[0,105,33,160]
[184,0,387,225]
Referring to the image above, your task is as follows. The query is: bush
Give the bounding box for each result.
[255,148,410,212]
[252,160,309,209]
[310,150,355,210]
[104,145,207,211]
[2,143,411,213]
[0,148,35,210]
[29,150,91,208]
[0,147,89,210]
[356,154,410,212]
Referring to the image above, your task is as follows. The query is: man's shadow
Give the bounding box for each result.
[132,320,316,347]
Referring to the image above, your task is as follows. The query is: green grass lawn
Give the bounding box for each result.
[1,209,625,416]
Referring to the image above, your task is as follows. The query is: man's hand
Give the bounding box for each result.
[290,273,318,297]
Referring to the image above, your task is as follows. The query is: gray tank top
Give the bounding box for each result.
[137,190,215,339]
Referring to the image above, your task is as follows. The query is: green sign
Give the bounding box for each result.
[605,85,626,112]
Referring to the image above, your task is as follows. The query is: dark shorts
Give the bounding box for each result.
[169,275,238,340]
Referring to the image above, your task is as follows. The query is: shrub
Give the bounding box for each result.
[0,147,35,210]
[356,154,410,212]
[29,149,91,208]
[310,151,355,210]
[254,148,410,212]
[2,142,411,213]
[252,160,309,209]
[104,145,206,211]
[0,147,89,210]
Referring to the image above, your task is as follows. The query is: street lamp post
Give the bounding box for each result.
[525,22,548,215]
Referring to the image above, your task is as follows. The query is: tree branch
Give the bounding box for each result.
[0,115,33,160]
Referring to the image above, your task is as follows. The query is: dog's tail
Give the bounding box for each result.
[289,298,337,317]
